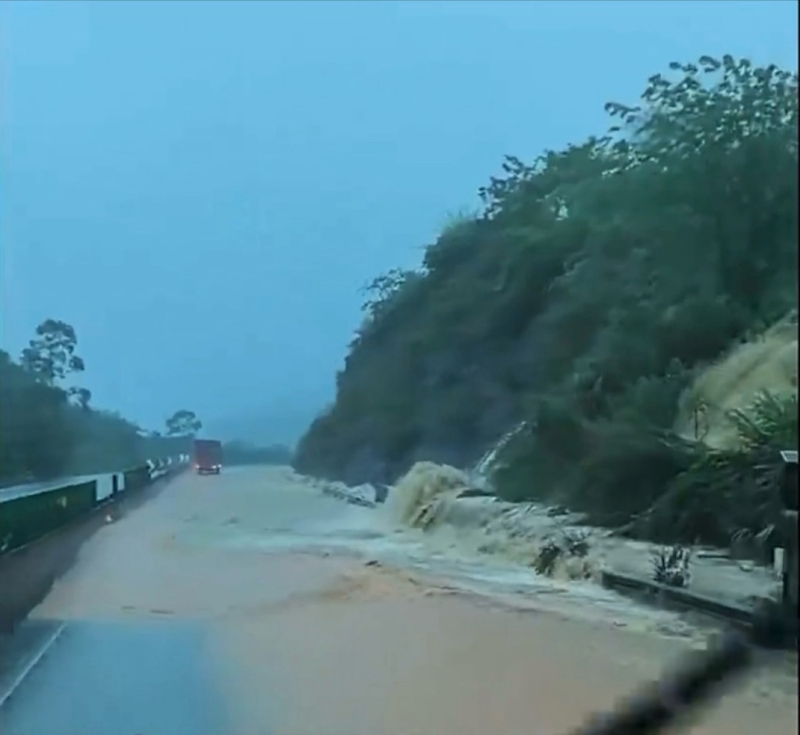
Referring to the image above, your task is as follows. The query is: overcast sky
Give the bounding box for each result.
[1,0,797,443]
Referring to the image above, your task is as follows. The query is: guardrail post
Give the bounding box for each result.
[778,450,797,621]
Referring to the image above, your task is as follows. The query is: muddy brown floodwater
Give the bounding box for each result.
[29,467,798,735]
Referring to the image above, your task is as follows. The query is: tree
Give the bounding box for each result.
[603,55,798,315]
[166,409,202,437]
[295,53,798,547]
[0,349,75,482]
[359,268,417,322]
[69,387,92,410]
[20,319,86,386]
[1,321,182,485]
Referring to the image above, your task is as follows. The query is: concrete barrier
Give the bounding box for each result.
[0,463,184,634]
[320,481,378,508]
[94,475,114,503]
[601,568,799,649]
[0,481,97,556]
[600,569,756,626]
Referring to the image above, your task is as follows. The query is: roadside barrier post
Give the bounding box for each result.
[778,450,797,620]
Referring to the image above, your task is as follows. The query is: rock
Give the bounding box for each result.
[374,484,390,504]
[456,487,496,499]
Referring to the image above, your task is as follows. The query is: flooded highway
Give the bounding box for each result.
[1,466,796,735]
[1,619,228,734]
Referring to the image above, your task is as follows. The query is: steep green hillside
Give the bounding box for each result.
[295,55,797,545]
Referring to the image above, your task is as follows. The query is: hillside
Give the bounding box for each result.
[294,55,798,548]
[673,311,797,449]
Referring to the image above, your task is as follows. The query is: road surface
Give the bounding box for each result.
[0,466,796,735]
[0,619,228,734]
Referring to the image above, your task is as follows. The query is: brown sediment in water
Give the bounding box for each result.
[217,567,798,735]
[30,468,798,735]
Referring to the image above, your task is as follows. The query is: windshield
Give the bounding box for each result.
[0,2,797,734]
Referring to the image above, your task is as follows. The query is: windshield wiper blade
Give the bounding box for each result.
[571,603,792,735]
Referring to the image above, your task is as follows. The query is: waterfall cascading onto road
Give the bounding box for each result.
[469,420,529,490]
[381,461,598,582]
[384,461,471,530]
[204,466,780,637]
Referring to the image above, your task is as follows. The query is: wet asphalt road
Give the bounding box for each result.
[0,619,232,735]
[0,467,288,735]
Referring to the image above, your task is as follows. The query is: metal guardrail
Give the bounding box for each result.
[600,570,755,626]
[0,456,190,557]
[600,446,798,650]
[777,449,798,623]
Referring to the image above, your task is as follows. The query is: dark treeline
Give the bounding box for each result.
[222,440,293,466]
[0,320,199,487]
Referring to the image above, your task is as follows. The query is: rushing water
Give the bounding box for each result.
[16,466,794,735]
[173,466,729,640]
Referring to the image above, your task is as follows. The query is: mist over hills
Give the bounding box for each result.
[205,398,325,448]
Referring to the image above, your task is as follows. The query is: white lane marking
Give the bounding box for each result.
[0,622,66,709]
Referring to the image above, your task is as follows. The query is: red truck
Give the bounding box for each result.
[192,439,223,475]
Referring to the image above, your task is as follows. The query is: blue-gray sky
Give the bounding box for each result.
[1,1,797,443]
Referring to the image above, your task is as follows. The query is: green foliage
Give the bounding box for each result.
[20,319,86,386]
[1,323,183,486]
[165,409,202,437]
[295,53,798,547]
[64,409,152,474]
[0,349,76,483]
[18,319,93,410]
[651,545,692,588]
[638,391,798,548]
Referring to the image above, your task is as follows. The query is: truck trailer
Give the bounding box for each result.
[192,439,223,475]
